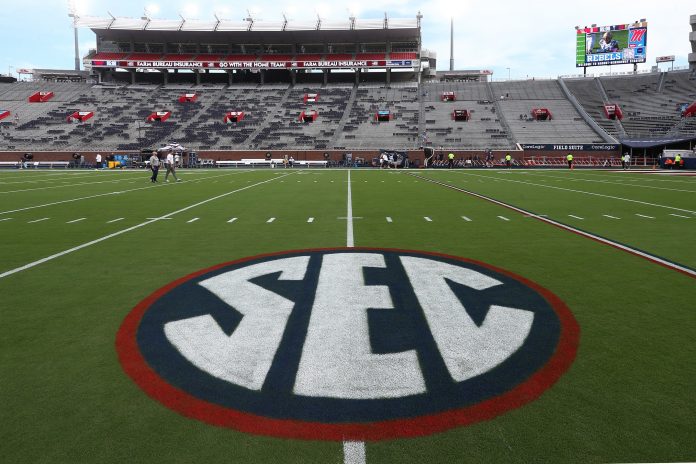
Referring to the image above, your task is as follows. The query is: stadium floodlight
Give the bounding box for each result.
[213,13,221,32]
[67,1,80,71]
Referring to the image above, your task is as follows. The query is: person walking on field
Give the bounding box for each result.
[448,152,455,169]
[164,151,180,182]
[505,153,512,169]
[149,151,160,183]
[567,153,573,169]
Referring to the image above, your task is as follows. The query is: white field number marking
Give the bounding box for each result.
[164,253,534,399]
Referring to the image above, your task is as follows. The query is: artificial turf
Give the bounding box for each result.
[0,167,694,463]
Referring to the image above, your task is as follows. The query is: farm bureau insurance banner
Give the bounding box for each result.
[90,59,415,70]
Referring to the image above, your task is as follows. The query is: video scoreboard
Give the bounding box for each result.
[576,21,647,67]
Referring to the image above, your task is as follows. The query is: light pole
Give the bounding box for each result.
[8,66,14,78]
[68,5,80,71]
[506,67,510,80]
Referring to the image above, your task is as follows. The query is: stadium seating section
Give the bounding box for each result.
[1,70,694,151]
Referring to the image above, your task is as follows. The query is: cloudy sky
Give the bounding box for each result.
[0,0,693,79]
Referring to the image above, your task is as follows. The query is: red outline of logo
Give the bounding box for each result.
[116,248,579,441]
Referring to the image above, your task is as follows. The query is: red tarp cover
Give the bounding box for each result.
[224,111,245,123]
[29,91,54,103]
[299,110,318,122]
[0,110,10,121]
[442,92,456,102]
[452,109,470,121]
[682,101,696,118]
[67,111,94,123]
[531,108,552,120]
[147,111,171,122]
[603,103,623,120]
[178,93,197,103]
[304,93,319,103]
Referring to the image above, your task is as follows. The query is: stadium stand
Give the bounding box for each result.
[1,70,694,152]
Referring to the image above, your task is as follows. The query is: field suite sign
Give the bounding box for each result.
[118,249,578,440]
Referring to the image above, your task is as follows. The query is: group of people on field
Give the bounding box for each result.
[149,150,181,183]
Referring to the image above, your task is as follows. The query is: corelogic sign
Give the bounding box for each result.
[521,144,619,151]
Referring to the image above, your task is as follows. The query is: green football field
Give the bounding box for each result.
[1,167,694,463]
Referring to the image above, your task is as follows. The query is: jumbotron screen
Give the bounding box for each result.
[576,21,647,67]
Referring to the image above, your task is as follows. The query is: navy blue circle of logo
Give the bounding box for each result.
[118,248,579,441]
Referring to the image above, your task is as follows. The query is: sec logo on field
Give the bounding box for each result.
[117,248,579,441]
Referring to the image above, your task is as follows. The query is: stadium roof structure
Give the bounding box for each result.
[77,15,420,43]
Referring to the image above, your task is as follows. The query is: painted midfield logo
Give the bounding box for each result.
[117,249,578,440]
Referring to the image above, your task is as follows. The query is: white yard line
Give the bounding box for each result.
[453,172,696,215]
[343,441,366,464]
[346,170,354,247]
[66,218,86,224]
[603,214,620,219]
[410,173,696,279]
[498,216,510,221]
[266,217,276,223]
[187,217,199,223]
[0,171,250,216]
[27,217,50,223]
[0,176,151,194]
[568,215,584,220]
[0,217,13,222]
[635,214,654,219]
[521,172,696,194]
[343,170,362,463]
[0,174,289,280]
[669,213,691,219]
[227,217,238,223]
[107,218,124,223]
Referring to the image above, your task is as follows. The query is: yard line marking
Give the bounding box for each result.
[307,217,314,223]
[452,171,696,215]
[568,215,584,220]
[669,213,690,219]
[146,217,172,220]
[603,214,620,219]
[343,170,362,462]
[424,216,433,222]
[0,171,247,216]
[187,217,199,223]
[227,217,238,223]
[0,176,149,194]
[28,217,50,223]
[66,217,86,224]
[267,217,276,223]
[521,171,696,194]
[0,217,13,222]
[346,170,354,247]
[498,216,510,221]
[410,173,696,280]
[636,214,654,219]
[386,216,393,223]
[461,215,471,222]
[0,174,291,280]
[107,218,124,223]
[343,441,366,464]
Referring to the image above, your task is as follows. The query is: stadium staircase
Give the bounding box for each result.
[328,86,358,149]
[559,77,620,142]
[485,81,517,145]
[656,72,667,93]
[594,78,627,137]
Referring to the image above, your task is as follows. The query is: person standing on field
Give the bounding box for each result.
[164,151,180,182]
[505,153,512,169]
[149,151,160,183]
[95,153,102,169]
[448,152,455,169]
[567,153,573,169]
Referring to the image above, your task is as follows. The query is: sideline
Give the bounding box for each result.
[0,172,289,280]
[409,173,696,280]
